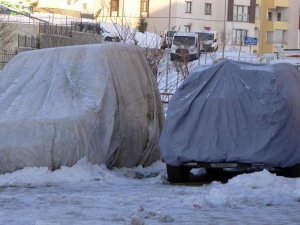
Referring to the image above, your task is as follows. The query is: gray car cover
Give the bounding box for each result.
[160,60,300,167]
[0,44,164,173]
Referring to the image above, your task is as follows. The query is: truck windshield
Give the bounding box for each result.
[173,36,195,46]
[199,33,214,41]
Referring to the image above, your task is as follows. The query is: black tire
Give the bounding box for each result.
[104,36,113,42]
[206,168,224,175]
[278,164,300,178]
[166,164,190,183]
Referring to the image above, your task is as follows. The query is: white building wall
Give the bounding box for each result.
[144,0,178,34]
[170,0,226,32]
[287,0,300,49]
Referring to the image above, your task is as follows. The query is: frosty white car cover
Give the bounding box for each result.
[160,60,300,167]
[0,44,163,173]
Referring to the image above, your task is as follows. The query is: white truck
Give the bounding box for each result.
[170,32,200,61]
[196,30,218,52]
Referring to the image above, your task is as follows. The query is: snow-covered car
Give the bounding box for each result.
[160,60,300,182]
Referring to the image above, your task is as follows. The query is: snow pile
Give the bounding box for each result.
[1,159,300,207]
[205,170,300,207]
[0,159,300,224]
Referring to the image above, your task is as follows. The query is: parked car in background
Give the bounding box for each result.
[259,49,300,70]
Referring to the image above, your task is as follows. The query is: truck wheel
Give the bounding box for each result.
[104,37,113,42]
[166,164,190,183]
[170,54,174,61]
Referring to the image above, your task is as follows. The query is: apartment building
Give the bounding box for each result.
[255,0,300,53]
[45,0,257,51]
[2,0,299,53]
[165,0,256,51]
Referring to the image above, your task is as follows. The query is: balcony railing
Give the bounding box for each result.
[265,20,288,30]
[269,0,289,8]
[266,40,288,44]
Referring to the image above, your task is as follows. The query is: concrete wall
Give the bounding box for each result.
[1,22,102,55]
[1,23,39,52]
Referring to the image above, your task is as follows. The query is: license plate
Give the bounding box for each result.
[210,163,238,168]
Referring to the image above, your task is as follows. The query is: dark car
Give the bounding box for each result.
[160,60,300,182]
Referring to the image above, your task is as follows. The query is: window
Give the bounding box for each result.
[205,3,211,15]
[267,31,274,43]
[82,3,87,9]
[277,12,281,21]
[185,1,192,13]
[111,0,119,11]
[268,12,272,21]
[140,0,149,17]
[233,5,249,22]
[232,29,248,45]
[67,0,71,5]
[184,25,191,32]
[204,26,211,30]
[110,0,119,16]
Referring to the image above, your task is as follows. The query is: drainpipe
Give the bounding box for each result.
[222,0,227,59]
[165,0,171,92]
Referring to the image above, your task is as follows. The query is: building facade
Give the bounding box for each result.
[153,0,256,52]
[2,0,299,53]
[255,0,300,53]
[34,0,259,52]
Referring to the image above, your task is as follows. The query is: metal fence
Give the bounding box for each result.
[38,22,103,37]
[0,51,17,69]
[39,23,73,37]
[224,56,258,63]
[18,35,39,49]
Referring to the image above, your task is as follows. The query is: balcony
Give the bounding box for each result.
[265,20,288,30]
[268,0,289,9]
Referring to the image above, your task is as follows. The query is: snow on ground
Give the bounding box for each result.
[0,159,300,225]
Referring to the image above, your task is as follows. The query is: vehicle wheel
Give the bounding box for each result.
[278,164,300,178]
[104,37,113,42]
[170,55,174,61]
[166,164,190,183]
